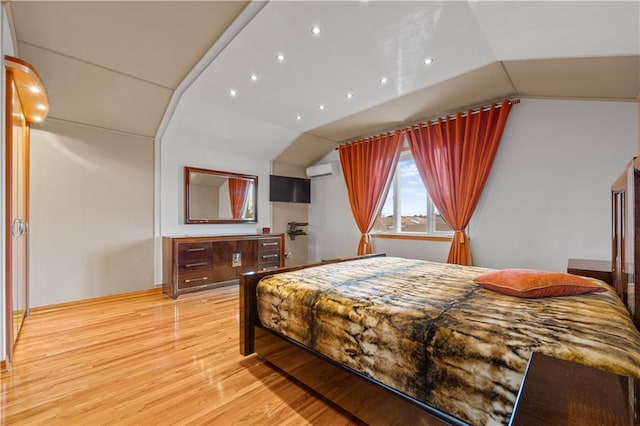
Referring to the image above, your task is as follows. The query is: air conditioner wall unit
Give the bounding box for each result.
[306,162,339,178]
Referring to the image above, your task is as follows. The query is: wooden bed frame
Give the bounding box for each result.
[239,159,640,424]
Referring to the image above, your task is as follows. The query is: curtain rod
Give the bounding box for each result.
[336,98,520,149]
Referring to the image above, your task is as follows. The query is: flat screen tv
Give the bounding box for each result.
[269,175,311,203]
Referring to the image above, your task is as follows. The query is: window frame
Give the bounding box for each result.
[373,147,454,241]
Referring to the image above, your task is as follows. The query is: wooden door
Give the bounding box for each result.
[5,74,29,361]
[3,56,47,364]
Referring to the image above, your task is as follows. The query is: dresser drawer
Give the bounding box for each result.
[178,266,213,289]
[259,264,280,272]
[258,251,280,265]
[258,238,281,253]
[178,242,213,266]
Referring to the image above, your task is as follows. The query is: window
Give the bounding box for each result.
[374,149,453,236]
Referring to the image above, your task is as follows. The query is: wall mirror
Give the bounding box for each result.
[185,166,257,224]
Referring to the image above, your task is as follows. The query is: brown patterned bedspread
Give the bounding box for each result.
[256,257,640,425]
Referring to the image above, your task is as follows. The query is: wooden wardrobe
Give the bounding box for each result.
[3,55,48,367]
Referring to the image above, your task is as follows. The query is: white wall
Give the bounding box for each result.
[29,120,155,307]
[307,159,358,262]
[310,99,637,272]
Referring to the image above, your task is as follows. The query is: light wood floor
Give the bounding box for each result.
[1,286,361,425]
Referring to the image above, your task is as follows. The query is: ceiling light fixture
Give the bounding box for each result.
[318,105,325,111]
[250,74,258,82]
[380,77,388,84]
[229,89,238,97]
[276,53,286,63]
[311,25,322,36]
[346,92,354,99]
[424,57,434,65]
[296,115,302,121]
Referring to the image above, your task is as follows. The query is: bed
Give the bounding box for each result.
[240,160,640,425]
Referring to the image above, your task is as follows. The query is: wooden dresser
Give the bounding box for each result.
[162,234,284,298]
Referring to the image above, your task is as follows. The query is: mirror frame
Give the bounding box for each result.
[184,166,258,224]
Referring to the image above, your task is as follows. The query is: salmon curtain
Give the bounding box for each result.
[339,131,403,255]
[228,178,249,219]
[406,100,513,265]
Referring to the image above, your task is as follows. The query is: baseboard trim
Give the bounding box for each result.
[30,287,162,315]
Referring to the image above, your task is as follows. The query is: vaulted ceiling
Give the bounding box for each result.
[7,1,249,137]
[7,1,640,168]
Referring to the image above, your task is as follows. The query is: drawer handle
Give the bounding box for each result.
[262,254,279,259]
[262,266,278,271]
[187,247,205,252]
[185,262,208,268]
[184,277,208,283]
[262,242,278,247]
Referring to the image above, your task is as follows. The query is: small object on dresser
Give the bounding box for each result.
[262,227,270,234]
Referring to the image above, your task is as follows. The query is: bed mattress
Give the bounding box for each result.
[256,256,640,425]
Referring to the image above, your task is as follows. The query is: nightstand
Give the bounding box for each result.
[567,258,613,285]
[509,352,637,425]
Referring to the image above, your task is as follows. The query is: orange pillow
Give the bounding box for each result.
[472,269,607,298]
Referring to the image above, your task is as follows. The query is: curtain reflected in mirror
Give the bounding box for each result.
[228,178,251,219]
[185,166,257,224]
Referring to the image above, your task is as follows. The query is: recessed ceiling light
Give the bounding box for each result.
[346,92,354,99]
[296,115,302,121]
[250,74,258,82]
[318,105,325,111]
[276,53,286,63]
[229,89,238,97]
[36,104,46,111]
[424,57,434,65]
[380,77,388,84]
[311,25,322,36]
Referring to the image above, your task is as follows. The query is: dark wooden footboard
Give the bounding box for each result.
[238,253,466,426]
